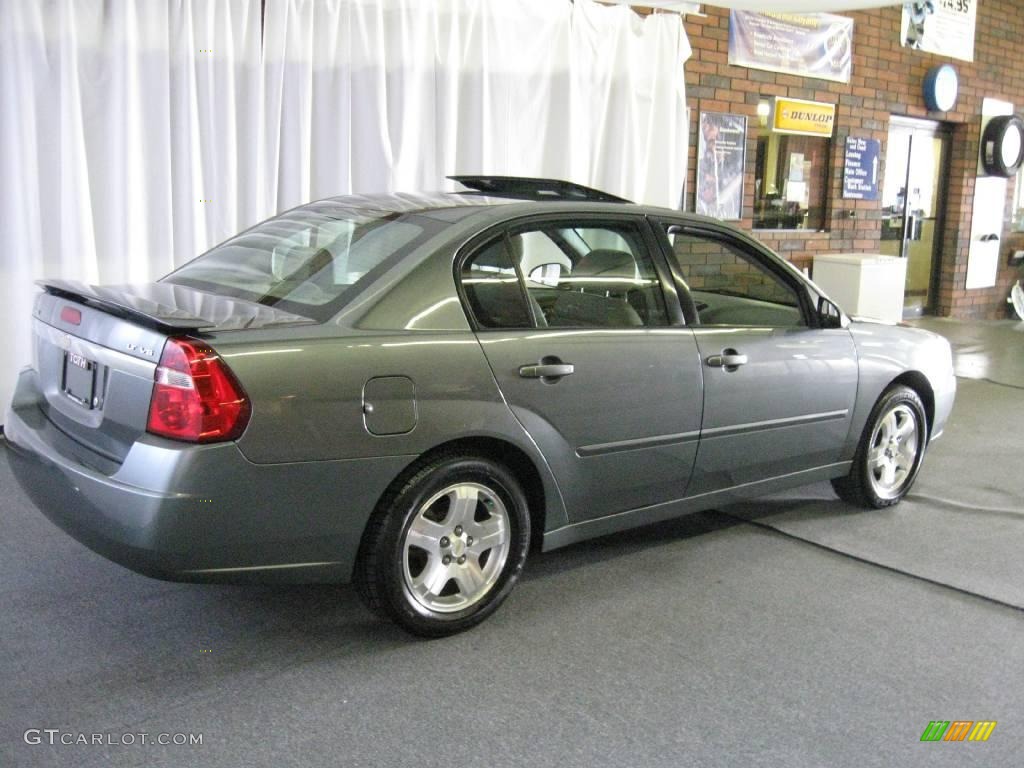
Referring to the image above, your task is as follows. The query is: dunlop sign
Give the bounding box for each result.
[771,97,836,137]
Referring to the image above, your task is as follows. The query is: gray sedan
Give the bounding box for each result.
[5,176,956,636]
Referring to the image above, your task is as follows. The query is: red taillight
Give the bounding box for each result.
[60,306,82,325]
[146,338,250,443]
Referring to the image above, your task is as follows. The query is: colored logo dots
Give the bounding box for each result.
[921,720,997,742]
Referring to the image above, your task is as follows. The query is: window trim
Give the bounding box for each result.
[503,230,546,328]
[652,218,820,329]
[454,212,686,332]
[458,232,537,331]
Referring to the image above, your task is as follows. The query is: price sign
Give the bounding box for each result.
[902,0,976,62]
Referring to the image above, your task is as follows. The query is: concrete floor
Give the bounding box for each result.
[912,316,1024,386]
[1,318,1022,768]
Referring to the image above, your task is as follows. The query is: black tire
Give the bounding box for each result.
[831,385,928,509]
[354,453,531,638]
[981,114,1024,177]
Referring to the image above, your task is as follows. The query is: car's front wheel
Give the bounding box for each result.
[354,453,531,637]
[832,385,928,508]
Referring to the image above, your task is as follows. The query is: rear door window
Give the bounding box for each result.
[519,223,670,328]
[460,220,671,330]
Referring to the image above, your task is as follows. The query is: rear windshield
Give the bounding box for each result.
[163,201,444,321]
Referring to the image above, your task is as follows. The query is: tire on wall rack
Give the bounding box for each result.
[980,114,1024,177]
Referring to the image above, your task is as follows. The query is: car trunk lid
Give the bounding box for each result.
[30,280,311,467]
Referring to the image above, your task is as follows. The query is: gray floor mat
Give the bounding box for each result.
[726,488,1024,610]
[726,376,1024,610]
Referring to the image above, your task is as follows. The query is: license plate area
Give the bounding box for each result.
[63,352,97,408]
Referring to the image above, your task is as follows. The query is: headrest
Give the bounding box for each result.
[272,245,327,280]
[574,249,637,279]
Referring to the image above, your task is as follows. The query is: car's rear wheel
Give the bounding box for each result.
[832,385,928,508]
[354,453,530,637]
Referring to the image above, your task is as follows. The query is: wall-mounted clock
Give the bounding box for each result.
[923,64,958,113]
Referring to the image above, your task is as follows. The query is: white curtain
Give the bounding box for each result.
[0,0,689,416]
[261,0,688,208]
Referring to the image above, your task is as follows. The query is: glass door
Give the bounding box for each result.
[879,117,951,316]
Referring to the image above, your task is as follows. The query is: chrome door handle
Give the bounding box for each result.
[518,363,575,379]
[705,350,747,369]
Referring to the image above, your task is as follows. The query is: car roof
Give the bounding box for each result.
[306,176,683,224]
[305,188,729,231]
[306,191,505,219]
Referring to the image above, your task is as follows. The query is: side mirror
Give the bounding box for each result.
[817,296,844,329]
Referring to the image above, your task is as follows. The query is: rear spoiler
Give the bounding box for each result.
[37,278,315,332]
[38,279,208,333]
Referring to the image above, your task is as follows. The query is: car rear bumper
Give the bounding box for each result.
[5,368,413,583]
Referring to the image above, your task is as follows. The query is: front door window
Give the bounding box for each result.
[668,230,806,328]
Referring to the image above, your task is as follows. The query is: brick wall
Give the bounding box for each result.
[682,4,1024,319]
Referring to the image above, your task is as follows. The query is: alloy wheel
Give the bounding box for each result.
[866,403,920,500]
[401,482,511,614]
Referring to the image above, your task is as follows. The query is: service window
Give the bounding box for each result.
[666,228,806,327]
[515,222,670,328]
[753,133,830,231]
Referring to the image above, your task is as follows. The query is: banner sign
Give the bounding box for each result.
[902,0,976,62]
[729,11,853,84]
[771,97,836,137]
[696,112,747,221]
[842,136,881,200]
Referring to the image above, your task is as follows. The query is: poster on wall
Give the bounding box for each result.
[729,11,853,84]
[901,0,976,62]
[842,136,881,200]
[696,112,747,221]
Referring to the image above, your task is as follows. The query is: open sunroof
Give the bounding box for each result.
[449,175,631,204]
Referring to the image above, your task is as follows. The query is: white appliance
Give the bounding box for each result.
[812,253,908,323]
